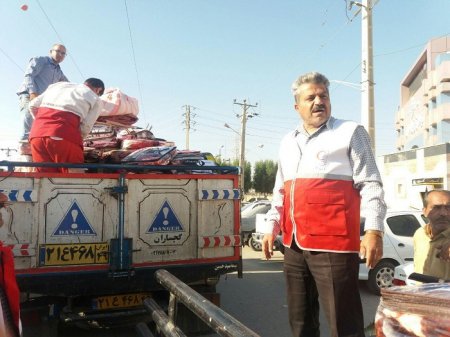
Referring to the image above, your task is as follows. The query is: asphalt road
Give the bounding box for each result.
[218,247,380,337]
[54,246,380,337]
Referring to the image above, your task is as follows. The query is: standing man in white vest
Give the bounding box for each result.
[262,72,386,337]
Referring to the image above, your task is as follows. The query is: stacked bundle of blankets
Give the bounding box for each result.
[84,88,179,165]
[98,88,139,126]
[83,126,177,165]
[84,89,218,170]
[83,127,214,170]
[375,283,450,336]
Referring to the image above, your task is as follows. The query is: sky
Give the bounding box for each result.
[1,0,449,165]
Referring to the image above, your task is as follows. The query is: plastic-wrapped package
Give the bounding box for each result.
[100,149,133,163]
[375,283,450,336]
[98,88,139,126]
[121,146,177,166]
[116,128,154,140]
[99,88,139,117]
[83,139,120,149]
[121,139,160,150]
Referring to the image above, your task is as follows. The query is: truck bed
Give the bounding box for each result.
[0,162,242,298]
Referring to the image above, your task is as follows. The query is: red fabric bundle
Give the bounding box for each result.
[121,139,160,150]
[0,242,20,337]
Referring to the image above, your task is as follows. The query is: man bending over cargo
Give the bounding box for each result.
[28,78,105,173]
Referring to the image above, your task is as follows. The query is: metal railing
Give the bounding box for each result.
[136,269,260,337]
[0,160,239,174]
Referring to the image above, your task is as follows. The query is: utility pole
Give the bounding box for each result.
[182,105,196,150]
[0,148,17,158]
[233,99,258,194]
[361,0,376,154]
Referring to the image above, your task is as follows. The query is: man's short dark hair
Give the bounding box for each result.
[423,189,450,207]
[84,78,105,96]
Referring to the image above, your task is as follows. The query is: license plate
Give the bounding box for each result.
[92,293,151,310]
[39,242,109,266]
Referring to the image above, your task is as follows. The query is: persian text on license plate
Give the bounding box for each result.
[39,242,109,266]
[93,293,151,310]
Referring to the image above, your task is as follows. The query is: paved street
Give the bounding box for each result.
[53,246,380,337]
[218,247,379,336]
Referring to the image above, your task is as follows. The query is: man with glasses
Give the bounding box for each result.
[413,189,450,280]
[16,43,68,156]
[262,71,386,337]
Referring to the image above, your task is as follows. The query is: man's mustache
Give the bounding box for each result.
[313,105,325,112]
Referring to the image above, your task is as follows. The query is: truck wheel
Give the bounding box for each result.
[367,260,397,295]
[249,237,262,251]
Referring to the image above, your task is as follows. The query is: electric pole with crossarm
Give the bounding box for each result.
[233,99,258,195]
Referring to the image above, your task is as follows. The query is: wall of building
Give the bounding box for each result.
[395,37,450,151]
[380,144,450,210]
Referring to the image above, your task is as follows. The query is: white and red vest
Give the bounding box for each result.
[279,119,360,253]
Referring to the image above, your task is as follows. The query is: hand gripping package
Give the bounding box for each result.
[98,88,139,126]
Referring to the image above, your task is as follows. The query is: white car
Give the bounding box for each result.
[393,262,419,286]
[359,210,426,294]
[241,201,272,251]
[252,209,426,295]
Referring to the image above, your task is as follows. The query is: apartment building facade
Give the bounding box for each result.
[381,36,450,209]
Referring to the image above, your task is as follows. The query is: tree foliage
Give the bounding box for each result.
[217,158,275,195]
[253,160,277,195]
[227,159,252,193]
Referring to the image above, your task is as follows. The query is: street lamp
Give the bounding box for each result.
[217,145,224,162]
[224,123,245,192]
[224,123,239,135]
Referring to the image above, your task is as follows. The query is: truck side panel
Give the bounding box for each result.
[0,171,241,297]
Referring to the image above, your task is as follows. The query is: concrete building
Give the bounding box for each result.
[381,36,450,209]
[396,36,450,150]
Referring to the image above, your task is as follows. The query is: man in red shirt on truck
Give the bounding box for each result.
[28,78,104,173]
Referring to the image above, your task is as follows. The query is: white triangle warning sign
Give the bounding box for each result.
[52,200,97,236]
[147,200,183,233]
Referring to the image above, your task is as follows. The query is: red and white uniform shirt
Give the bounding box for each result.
[270,118,364,253]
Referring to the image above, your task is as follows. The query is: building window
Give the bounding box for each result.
[431,124,437,136]
[408,66,426,98]
[437,92,450,105]
[396,183,406,197]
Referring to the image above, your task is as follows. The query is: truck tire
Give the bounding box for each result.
[367,260,397,295]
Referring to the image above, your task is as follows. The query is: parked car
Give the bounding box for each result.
[393,261,450,287]
[246,197,268,203]
[240,201,271,251]
[252,232,284,254]
[359,210,426,295]
[392,262,418,286]
[251,209,426,295]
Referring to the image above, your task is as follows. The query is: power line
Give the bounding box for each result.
[194,105,297,129]
[304,1,360,64]
[374,39,441,58]
[124,0,146,123]
[0,47,24,72]
[35,0,84,78]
